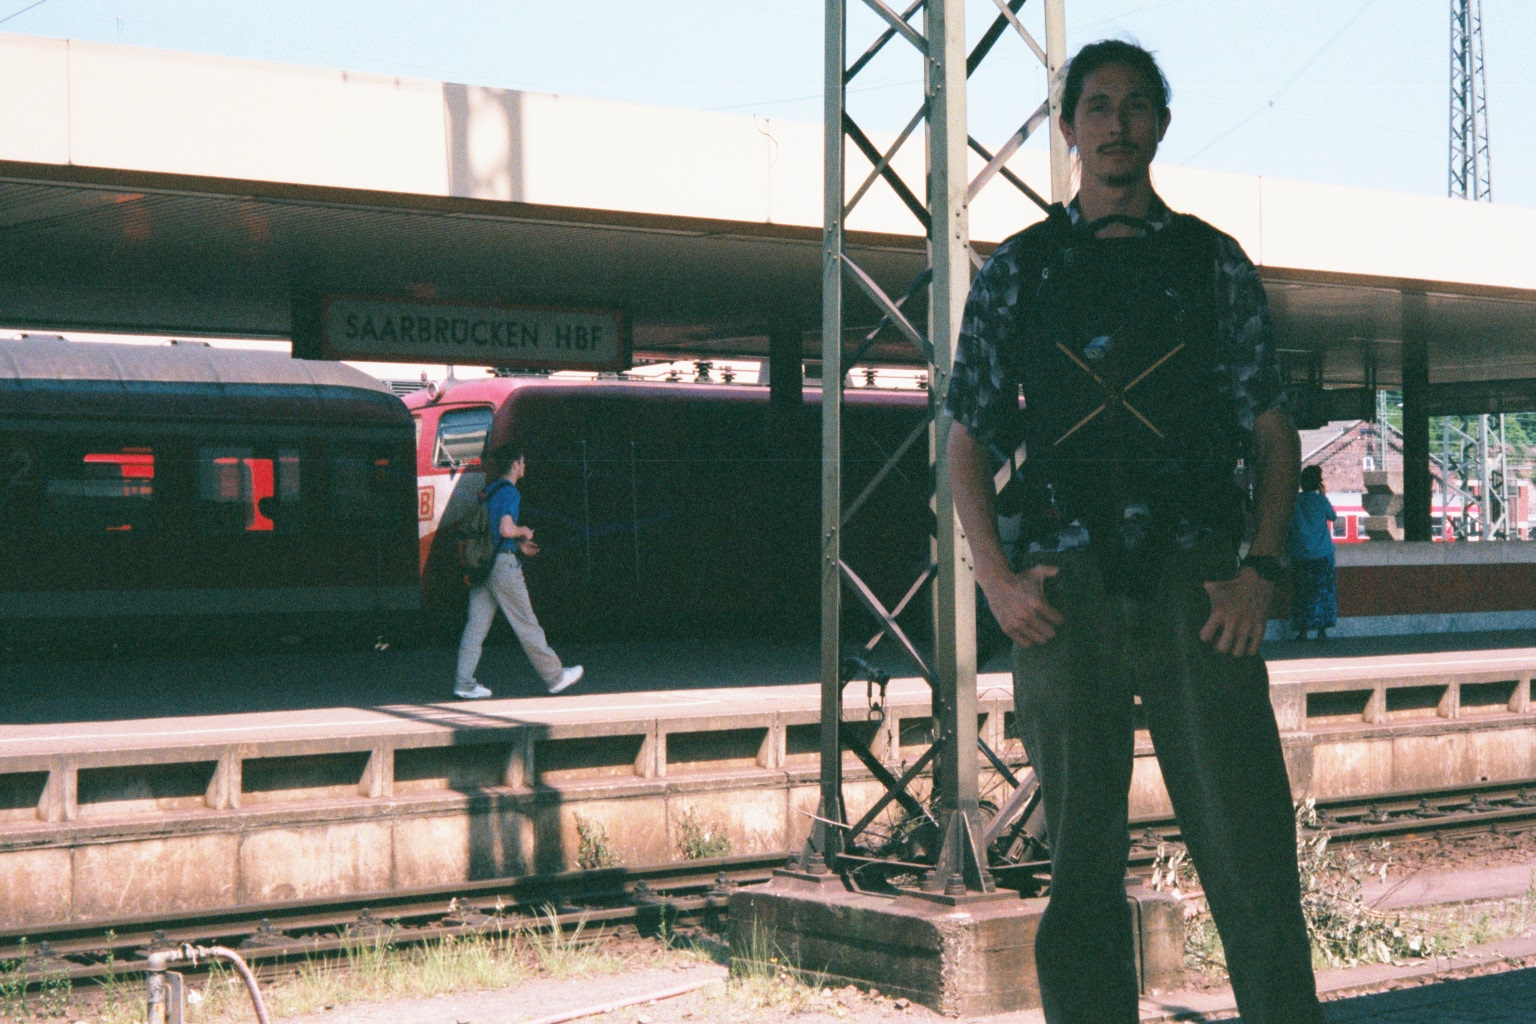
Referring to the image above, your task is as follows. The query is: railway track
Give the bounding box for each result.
[0,853,786,984]
[7,779,1535,985]
[1126,779,1536,870]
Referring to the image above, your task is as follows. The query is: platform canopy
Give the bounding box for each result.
[2,33,1536,412]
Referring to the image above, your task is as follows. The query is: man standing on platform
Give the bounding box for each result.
[945,40,1320,1024]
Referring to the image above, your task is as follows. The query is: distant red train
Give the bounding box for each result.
[0,339,419,646]
[406,376,934,641]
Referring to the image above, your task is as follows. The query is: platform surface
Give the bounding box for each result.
[4,628,1536,757]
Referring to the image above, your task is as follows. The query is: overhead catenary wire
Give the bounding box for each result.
[0,0,50,25]
[1184,0,1381,164]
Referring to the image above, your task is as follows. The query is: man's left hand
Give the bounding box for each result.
[1200,568,1273,657]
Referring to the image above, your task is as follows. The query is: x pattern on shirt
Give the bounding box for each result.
[944,195,1285,466]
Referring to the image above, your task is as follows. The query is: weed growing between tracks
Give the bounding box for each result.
[726,923,834,1015]
[0,941,72,1022]
[33,910,709,1024]
[1160,801,1467,982]
[6,924,917,1024]
[1392,872,1536,950]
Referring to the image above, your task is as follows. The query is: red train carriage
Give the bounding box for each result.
[408,377,933,642]
[409,374,1536,647]
[0,338,418,646]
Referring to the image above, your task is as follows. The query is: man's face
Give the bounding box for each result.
[1061,62,1169,190]
[509,457,526,483]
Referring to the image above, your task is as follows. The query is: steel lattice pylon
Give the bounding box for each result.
[1442,0,1504,541]
[805,0,1069,896]
[1436,415,1513,541]
[1449,0,1491,202]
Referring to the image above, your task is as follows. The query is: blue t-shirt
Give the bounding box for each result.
[485,479,521,555]
[1288,490,1336,562]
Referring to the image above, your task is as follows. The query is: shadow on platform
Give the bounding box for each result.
[7,625,1536,727]
[1318,965,1536,1023]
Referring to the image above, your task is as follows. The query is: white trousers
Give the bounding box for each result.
[455,553,563,689]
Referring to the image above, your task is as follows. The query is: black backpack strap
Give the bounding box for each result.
[1160,212,1221,276]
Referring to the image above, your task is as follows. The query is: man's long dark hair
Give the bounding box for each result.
[1061,39,1171,123]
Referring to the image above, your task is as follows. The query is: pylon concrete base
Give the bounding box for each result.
[728,870,1183,1017]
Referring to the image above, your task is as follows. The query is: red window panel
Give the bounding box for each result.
[199,448,301,533]
[46,447,158,531]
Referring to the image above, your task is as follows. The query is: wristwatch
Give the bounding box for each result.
[1241,554,1284,582]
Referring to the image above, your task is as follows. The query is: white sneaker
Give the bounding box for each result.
[547,665,584,694]
[453,682,493,700]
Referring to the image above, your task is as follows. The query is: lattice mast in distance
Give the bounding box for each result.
[1448,0,1491,201]
[1443,0,1507,539]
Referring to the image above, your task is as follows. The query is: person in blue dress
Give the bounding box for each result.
[1288,464,1337,640]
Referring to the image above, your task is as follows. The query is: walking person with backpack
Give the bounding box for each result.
[453,442,583,700]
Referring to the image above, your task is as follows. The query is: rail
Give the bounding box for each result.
[0,852,784,982]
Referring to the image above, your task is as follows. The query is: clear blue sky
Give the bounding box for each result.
[4,0,1533,207]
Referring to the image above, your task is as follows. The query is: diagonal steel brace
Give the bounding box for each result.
[965,0,1029,77]
[845,740,941,841]
[967,100,1050,203]
[842,411,932,527]
[979,736,1021,788]
[846,105,927,218]
[981,766,1040,847]
[986,0,1047,64]
[846,0,926,82]
[859,0,929,56]
[843,115,932,232]
[839,559,933,683]
[864,561,934,652]
[968,135,1052,213]
[841,728,939,828]
[848,266,932,367]
[840,254,932,361]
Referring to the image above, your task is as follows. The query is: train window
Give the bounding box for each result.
[44,445,157,532]
[197,447,302,533]
[1332,516,1349,539]
[434,407,493,468]
[330,448,400,531]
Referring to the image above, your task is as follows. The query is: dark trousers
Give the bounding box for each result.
[1012,550,1322,1024]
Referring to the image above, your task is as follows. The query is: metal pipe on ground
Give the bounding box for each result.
[147,945,271,1024]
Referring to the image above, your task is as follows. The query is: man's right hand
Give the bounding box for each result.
[982,564,1064,647]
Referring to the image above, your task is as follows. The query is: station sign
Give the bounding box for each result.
[317,296,628,371]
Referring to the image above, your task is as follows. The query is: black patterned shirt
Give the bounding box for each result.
[944,194,1285,559]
